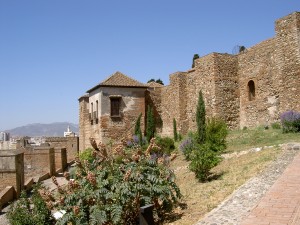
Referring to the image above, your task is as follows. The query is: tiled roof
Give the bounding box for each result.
[78,94,89,101]
[87,71,147,92]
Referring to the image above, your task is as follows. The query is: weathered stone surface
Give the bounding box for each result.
[79,12,300,143]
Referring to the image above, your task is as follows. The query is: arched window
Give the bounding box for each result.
[248,80,255,101]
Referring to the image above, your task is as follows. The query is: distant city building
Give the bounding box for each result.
[64,126,76,137]
[30,137,46,146]
[0,132,10,141]
[0,134,16,150]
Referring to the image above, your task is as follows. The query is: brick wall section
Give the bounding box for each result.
[99,88,146,145]
[79,95,91,151]
[54,148,67,172]
[160,53,239,135]
[159,72,186,136]
[214,54,239,128]
[275,12,300,114]
[23,148,55,180]
[0,173,17,193]
[239,38,279,128]
[45,137,79,160]
[0,150,24,196]
[145,85,163,134]
[185,54,217,133]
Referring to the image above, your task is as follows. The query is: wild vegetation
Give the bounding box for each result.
[8,137,181,225]
[146,106,155,143]
[7,185,55,225]
[280,110,300,133]
[179,91,229,181]
[166,124,299,225]
[7,108,300,225]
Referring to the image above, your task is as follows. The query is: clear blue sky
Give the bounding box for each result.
[0,0,299,131]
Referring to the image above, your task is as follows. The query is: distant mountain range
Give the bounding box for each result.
[5,122,79,137]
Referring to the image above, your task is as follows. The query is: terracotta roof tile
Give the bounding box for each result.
[87,71,147,92]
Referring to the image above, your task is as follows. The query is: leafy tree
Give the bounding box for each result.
[147,78,164,85]
[146,106,155,142]
[190,144,221,181]
[192,54,200,68]
[196,90,206,144]
[239,46,246,53]
[155,78,164,85]
[173,118,178,141]
[147,78,155,83]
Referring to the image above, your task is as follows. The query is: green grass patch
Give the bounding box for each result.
[226,127,300,153]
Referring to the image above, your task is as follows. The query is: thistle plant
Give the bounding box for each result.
[51,137,181,225]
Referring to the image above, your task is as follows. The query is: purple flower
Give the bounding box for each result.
[280,110,300,122]
[127,141,133,147]
[133,135,139,144]
[150,153,158,160]
[280,110,300,133]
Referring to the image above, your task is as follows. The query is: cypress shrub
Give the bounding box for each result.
[196,90,206,144]
[173,118,178,142]
[146,106,155,142]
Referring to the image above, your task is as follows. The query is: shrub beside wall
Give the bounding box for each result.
[280,110,300,133]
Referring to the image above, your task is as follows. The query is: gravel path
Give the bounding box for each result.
[0,207,9,225]
[195,143,300,225]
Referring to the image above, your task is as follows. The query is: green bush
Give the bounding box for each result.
[79,148,94,162]
[189,144,221,181]
[7,186,54,225]
[206,117,228,153]
[156,136,175,155]
[179,117,228,181]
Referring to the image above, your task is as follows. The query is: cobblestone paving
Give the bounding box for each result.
[241,144,300,225]
[195,143,300,225]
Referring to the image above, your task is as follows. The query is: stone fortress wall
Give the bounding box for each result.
[45,136,79,160]
[151,12,300,136]
[79,12,300,146]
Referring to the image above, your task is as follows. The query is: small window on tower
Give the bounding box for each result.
[110,96,121,117]
[248,80,255,101]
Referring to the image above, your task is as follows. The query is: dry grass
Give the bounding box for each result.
[164,127,300,225]
[165,147,281,225]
